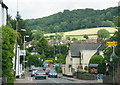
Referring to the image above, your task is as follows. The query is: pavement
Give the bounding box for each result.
[58,73,102,83]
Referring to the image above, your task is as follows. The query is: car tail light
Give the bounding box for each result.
[36,73,37,75]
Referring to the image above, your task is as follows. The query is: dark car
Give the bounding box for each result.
[48,69,57,78]
[35,70,46,79]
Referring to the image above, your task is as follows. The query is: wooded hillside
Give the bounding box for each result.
[26,7,118,33]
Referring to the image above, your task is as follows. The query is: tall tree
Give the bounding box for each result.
[97,29,110,39]
[36,37,50,58]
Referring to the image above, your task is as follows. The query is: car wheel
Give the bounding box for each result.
[44,77,46,79]
[35,77,37,80]
[55,76,57,78]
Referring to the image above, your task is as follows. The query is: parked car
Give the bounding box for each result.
[31,68,39,77]
[45,67,51,75]
[35,69,46,79]
[48,69,57,78]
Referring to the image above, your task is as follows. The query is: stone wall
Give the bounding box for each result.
[76,72,97,80]
[115,61,120,83]
[103,75,113,83]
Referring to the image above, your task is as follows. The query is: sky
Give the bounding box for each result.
[4,0,119,19]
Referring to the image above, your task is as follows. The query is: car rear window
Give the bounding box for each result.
[33,69,38,71]
[37,70,45,73]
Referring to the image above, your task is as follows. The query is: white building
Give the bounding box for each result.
[62,43,105,76]
[0,0,8,27]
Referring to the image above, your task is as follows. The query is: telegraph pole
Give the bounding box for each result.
[14,11,19,77]
[59,36,61,66]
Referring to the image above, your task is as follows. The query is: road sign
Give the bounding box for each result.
[98,74,103,82]
[106,41,117,46]
[20,50,26,56]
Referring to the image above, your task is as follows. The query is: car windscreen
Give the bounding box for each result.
[50,70,56,73]
[33,69,38,71]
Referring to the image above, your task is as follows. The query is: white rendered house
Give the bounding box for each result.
[0,0,8,27]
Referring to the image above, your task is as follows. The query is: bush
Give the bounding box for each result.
[77,69,88,74]
[55,67,62,73]
[88,55,106,74]
[21,73,25,77]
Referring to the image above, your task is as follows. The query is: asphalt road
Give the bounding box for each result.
[27,71,79,83]
[33,77,79,83]
[14,68,101,84]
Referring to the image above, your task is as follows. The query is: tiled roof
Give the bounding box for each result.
[70,44,101,57]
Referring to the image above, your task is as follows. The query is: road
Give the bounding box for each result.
[26,71,80,83]
[14,68,101,84]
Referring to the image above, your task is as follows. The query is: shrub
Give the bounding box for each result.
[77,69,88,74]
[55,67,62,73]
[88,55,106,74]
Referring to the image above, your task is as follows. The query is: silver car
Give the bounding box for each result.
[35,70,46,79]
[48,70,57,78]
[31,68,38,77]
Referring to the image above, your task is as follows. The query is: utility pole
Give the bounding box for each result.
[110,46,115,84]
[14,11,19,77]
[59,36,61,66]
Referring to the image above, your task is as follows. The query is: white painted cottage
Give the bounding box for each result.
[0,0,8,27]
[62,43,105,76]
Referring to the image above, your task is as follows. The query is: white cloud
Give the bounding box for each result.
[4,0,119,19]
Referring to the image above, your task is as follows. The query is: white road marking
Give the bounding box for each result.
[31,77,33,81]
[48,78,59,83]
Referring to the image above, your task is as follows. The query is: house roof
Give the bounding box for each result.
[70,44,101,57]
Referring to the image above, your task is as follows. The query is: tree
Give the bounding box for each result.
[36,37,50,58]
[26,7,118,33]
[8,13,32,44]
[83,35,89,39]
[72,38,78,41]
[27,54,41,67]
[88,55,106,74]
[97,29,110,39]
[31,30,44,40]
[2,26,16,83]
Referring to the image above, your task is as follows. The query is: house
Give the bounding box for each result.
[62,43,105,76]
[0,0,8,27]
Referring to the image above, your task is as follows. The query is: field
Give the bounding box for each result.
[44,27,117,40]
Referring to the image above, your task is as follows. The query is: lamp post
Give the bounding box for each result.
[23,35,29,70]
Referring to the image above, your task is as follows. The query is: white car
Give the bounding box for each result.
[31,68,38,77]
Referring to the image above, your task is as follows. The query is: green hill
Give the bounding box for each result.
[26,7,118,33]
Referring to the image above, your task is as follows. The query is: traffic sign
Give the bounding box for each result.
[106,41,117,46]
[98,74,103,82]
